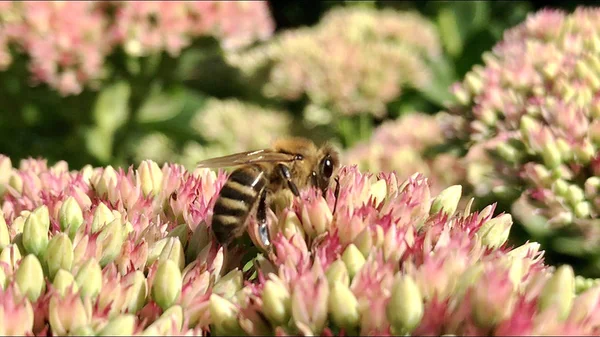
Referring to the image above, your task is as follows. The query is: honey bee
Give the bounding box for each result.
[196,137,341,251]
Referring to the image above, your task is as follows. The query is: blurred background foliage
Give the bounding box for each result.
[3,1,600,276]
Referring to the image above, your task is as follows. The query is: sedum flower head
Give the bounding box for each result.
[228,6,442,119]
[1,156,599,335]
[0,1,274,96]
[444,7,600,268]
[345,113,467,197]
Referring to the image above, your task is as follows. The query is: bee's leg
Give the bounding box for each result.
[332,176,341,215]
[256,188,271,248]
[277,163,300,197]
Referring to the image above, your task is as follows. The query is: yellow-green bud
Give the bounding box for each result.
[368,179,387,206]
[574,201,591,218]
[213,269,243,300]
[151,259,182,310]
[124,270,147,314]
[477,214,513,249]
[46,233,74,280]
[167,224,189,248]
[59,197,84,239]
[48,293,91,335]
[9,172,23,194]
[70,326,95,336]
[15,254,46,302]
[140,305,183,335]
[0,156,12,197]
[328,281,360,330]
[98,314,136,336]
[566,184,585,207]
[210,294,244,336]
[342,244,366,280]
[75,258,103,299]
[430,185,462,216]
[98,218,124,267]
[91,202,115,233]
[0,243,22,271]
[0,210,9,250]
[262,278,291,325]
[388,274,424,334]
[22,206,50,257]
[353,228,373,258]
[138,160,163,197]
[94,165,117,197]
[325,260,350,287]
[280,211,305,240]
[157,237,185,271]
[538,265,575,321]
[53,269,79,297]
[147,237,169,267]
[542,142,562,169]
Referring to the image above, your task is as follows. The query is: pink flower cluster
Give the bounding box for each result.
[0,1,275,95]
[0,153,598,335]
[345,113,466,196]
[228,6,441,118]
[443,7,600,252]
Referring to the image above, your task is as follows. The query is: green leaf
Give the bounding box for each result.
[92,81,131,133]
[136,85,186,123]
[436,2,490,58]
[417,56,458,107]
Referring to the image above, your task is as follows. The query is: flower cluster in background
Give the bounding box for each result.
[0,1,274,95]
[132,98,292,169]
[0,154,599,335]
[345,113,466,196]
[443,7,600,271]
[227,6,441,121]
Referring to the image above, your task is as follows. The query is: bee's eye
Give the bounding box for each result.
[322,156,334,178]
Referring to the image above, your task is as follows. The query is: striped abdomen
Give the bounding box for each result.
[211,165,268,245]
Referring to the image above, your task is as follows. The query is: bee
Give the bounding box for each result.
[196,137,341,251]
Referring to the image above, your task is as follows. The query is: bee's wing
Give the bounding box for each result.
[196,149,297,168]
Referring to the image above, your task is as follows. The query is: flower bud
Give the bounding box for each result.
[48,291,92,335]
[368,179,387,206]
[22,206,50,256]
[280,211,305,240]
[75,258,103,299]
[300,196,333,238]
[291,274,329,335]
[328,281,360,331]
[94,165,117,197]
[430,185,462,216]
[353,228,373,257]
[0,155,12,196]
[151,259,182,310]
[569,285,600,323]
[213,269,243,300]
[388,274,423,334]
[0,243,22,271]
[98,218,124,267]
[167,224,190,247]
[542,142,562,169]
[566,184,585,207]
[53,269,79,297]
[477,214,512,249]
[158,237,185,271]
[44,233,73,281]
[140,305,184,335]
[9,172,22,194]
[15,254,45,302]
[71,326,96,336]
[91,202,115,233]
[123,270,148,314]
[98,314,136,336]
[262,278,291,325]
[325,260,350,287]
[138,160,163,197]
[0,210,9,250]
[0,284,34,335]
[210,294,244,336]
[59,197,84,239]
[538,265,575,321]
[342,244,366,280]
